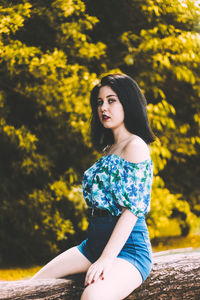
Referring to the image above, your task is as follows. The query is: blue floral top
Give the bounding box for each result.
[82,154,153,217]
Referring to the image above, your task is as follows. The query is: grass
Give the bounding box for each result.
[0,234,200,281]
[0,266,41,281]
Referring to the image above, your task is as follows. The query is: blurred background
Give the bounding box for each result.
[0,0,200,280]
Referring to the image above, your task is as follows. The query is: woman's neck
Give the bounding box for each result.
[112,127,133,145]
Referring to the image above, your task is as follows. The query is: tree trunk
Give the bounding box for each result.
[0,251,200,299]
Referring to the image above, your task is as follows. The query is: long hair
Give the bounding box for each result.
[90,73,156,152]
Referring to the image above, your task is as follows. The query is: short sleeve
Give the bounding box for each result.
[110,159,153,217]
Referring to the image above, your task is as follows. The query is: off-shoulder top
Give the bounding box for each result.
[82,154,153,217]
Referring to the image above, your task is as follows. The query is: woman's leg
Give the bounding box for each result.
[31,246,92,279]
[81,257,143,300]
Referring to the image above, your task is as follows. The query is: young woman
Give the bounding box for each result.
[32,73,155,300]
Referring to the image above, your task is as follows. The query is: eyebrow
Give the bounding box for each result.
[97,94,118,100]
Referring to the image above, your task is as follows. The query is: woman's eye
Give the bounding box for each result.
[97,100,103,106]
[97,98,116,106]
[108,98,116,103]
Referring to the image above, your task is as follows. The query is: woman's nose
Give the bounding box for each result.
[101,101,108,111]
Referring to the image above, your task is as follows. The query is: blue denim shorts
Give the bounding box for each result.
[77,215,152,282]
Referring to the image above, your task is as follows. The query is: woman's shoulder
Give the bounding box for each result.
[122,135,150,164]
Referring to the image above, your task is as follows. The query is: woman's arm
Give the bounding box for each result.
[84,208,137,286]
[101,208,137,260]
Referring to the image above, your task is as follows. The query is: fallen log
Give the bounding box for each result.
[0,251,200,300]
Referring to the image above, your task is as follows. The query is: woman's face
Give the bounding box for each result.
[97,86,125,130]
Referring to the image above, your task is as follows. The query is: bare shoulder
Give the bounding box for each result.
[122,135,151,163]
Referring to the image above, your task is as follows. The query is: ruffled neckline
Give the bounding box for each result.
[99,153,152,166]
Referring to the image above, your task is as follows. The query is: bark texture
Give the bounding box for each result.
[0,251,200,300]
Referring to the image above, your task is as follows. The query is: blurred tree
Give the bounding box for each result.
[85,0,200,238]
[0,0,199,265]
[0,0,105,264]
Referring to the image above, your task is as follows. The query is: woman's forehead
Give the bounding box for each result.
[98,86,118,98]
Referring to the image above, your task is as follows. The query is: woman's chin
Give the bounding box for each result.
[102,123,113,129]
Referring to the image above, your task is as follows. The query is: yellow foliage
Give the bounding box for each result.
[0,2,31,35]
[50,181,69,201]
[51,211,75,240]
[148,178,199,239]
[1,41,41,76]
[21,153,52,175]
[2,124,38,151]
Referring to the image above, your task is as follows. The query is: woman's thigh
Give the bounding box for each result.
[32,246,92,279]
[81,257,143,300]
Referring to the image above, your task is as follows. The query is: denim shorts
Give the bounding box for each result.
[77,215,152,282]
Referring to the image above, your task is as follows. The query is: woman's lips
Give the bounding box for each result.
[102,115,111,121]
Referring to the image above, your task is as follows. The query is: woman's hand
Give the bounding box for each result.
[84,256,114,287]
[84,209,137,287]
